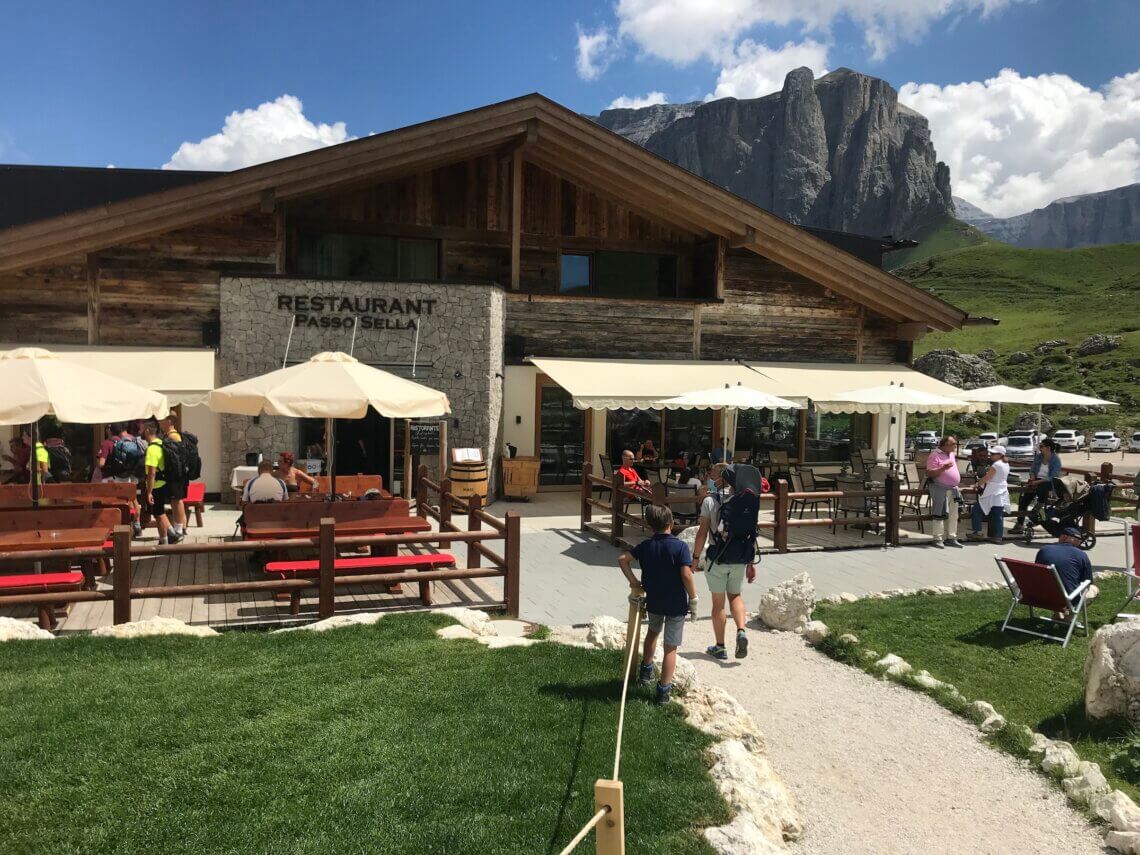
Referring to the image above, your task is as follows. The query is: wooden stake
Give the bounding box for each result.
[594,779,626,855]
[318,517,336,619]
[504,510,521,618]
[112,524,131,624]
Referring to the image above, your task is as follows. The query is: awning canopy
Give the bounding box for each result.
[528,357,977,411]
[0,343,216,406]
[815,383,984,415]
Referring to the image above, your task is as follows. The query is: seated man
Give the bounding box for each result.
[1011,439,1062,534]
[243,460,288,504]
[617,449,651,491]
[1034,524,1097,618]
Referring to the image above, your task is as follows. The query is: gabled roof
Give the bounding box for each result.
[0,94,967,331]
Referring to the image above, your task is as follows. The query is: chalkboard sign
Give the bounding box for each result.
[410,421,441,453]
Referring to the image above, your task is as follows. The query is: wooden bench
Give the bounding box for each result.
[309,474,385,496]
[242,497,417,540]
[0,571,86,629]
[265,553,456,613]
[0,481,136,504]
[0,507,122,584]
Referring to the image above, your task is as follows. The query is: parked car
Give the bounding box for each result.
[963,437,989,452]
[914,431,940,451]
[978,432,999,446]
[1090,431,1121,452]
[1130,431,1140,453]
[1051,429,1086,452]
[1004,435,1036,462]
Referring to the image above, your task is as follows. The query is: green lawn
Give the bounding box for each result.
[884,215,991,270]
[0,614,729,854]
[816,576,1140,800]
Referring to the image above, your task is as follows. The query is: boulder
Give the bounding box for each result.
[1032,365,1056,384]
[977,348,997,361]
[1011,410,1053,433]
[912,670,945,691]
[1027,732,1053,759]
[1061,761,1110,805]
[1034,339,1068,354]
[1007,351,1031,365]
[1093,790,1140,832]
[913,348,999,390]
[1105,831,1140,855]
[838,632,859,644]
[0,617,55,641]
[703,815,786,854]
[476,635,538,649]
[275,612,387,633]
[756,573,815,631]
[971,700,1006,733]
[705,739,801,843]
[838,592,859,603]
[586,615,627,650]
[1041,741,1082,777]
[91,617,218,639]
[875,653,912,677]
[1083,622,1140,721]
[1077,334,1122,356]
[676,525,698,553]
[652,652,698,694]
[801,620,829,645]
[436,625,479,641]
[681,684,767,753]
[437,607,496,637]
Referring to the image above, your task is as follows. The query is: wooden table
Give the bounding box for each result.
[0,527,111,553]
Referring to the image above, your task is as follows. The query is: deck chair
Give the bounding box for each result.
[768,450,791,481]
[994,555,1091,647]
[666,482,701,527]
[832,475,870,538]
[595,454,613,501]
[791,469,833,519]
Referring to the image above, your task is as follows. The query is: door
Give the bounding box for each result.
[535,377,587,488]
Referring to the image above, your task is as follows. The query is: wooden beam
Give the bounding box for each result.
[259,188,276,214]
[274,205,286,274]
[85,253,99,345]
[713,235,726,300]
[510,148,522,291]
[854,306,864,363]
[729,227,757,248]
[894,322,928,342]
[692,306,702,359]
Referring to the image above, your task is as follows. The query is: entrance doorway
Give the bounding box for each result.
[535,377,588,488]
[301,411,392,487]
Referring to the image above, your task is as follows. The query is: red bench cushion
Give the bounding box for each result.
[264,553,456,579]
[0,571,86,590]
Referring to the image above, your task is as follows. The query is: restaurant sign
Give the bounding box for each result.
[276,294,437,331]
[409,421,441,454]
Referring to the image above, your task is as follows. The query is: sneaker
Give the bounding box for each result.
[735,630,749,659]
[131,522,143,538]
[637,662,655,686]
[931,539,945,549]
[655,683,673,705]
[946,538,963,548]
[167,531,184,545]
[966,531,986,542]
[706,644,728,661]
[988,537,1004,544]
[1010,523,1024,535]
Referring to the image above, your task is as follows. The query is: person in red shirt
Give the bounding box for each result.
[618,448,651,490]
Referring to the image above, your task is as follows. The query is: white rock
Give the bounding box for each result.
[1041,741,1082,778]
[437,607,496,637]
[477,635,538,649]
[1061,761,1110,804]
[934,585,955,595]
[586,615,627,650]
[0,617,54,641]
[705,739,801,843]
[863,649,880,660]
[875,653,912,677]
[919,586,942,596]
[1027,732,1054,758]
[274,612,387,633]
[756,573,815,631]
[971,700,998,719]
[91,617,218,638]
[954,581,983,592]
[838,592,859,604]
[979,713,1006,734]
[703,815,786,854]
[676,525,698,552]
[490,619,531,638]
[1105,831,1140,855]
[838,632,859,644]
[546,625,591,647]
[436,625,479,641]
[801,621,829,645]
[680,684,767,753]
[912,670,945,691]
[1084,622,1140,721]
[651,650,699,694]
[1094,790,1140,832]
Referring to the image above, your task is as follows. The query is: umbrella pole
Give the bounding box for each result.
[326,416,336,500]
[996,402,1001,438]
[29,420,41,507]
[940,413,946,441]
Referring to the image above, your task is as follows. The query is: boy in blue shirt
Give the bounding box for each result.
[617,504,699,704]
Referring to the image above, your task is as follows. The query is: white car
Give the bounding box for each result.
[1090,431,1121,452]
[978,432,998,446]
[914,430,940,450]
[1004,435,1036,462]
[1051,429,1086,452]
[1131,432,1140,453]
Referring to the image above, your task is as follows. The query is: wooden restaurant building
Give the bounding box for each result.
[0,94,977,496]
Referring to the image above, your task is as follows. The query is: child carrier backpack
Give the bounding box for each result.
[105,436,145,477]
[180,431,202,481]
[45,443,72,482]
[160,437,185,482]
[707,464,763,566]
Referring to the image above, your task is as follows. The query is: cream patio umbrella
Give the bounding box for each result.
[655,382,804,462]
[951,384,1034,438]
[207,351,450,497]
[815,382,984,467]
[1019,387,1118,435]
[0,347,170,505]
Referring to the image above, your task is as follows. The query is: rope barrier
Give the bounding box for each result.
[557,806,611,855]
[613,600,642,781]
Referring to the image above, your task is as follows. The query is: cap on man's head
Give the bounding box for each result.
[990,445,1006,455]
[1061,524,1083,539]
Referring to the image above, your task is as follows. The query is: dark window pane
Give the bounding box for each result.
[607,409,660,463]
[803,410,873,463]
[399,239,439,280]
[595,252,664,299]
[734,409,797,460]
[294,233,439,281]
[560,254,591,295]
[538,385,585,486]
[663,409,713,464]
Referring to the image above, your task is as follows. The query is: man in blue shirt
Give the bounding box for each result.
[1012,439,1063,534]
[618,504,698,705]
[1035,524,1093,596]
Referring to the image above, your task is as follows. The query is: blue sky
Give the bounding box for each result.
[2,0,1138,216]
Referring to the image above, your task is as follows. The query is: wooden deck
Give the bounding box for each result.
[0,534,504,634]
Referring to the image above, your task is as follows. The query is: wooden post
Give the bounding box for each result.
[403,421,412,498]
[86,253,100,345]
[622,591,644,680]
[318,517,336,619]
[505,510,521,618]
[467,494,481,569]
[885,474,900,547]
[581,462,593,530]
[713,235,725,301]
[439,478,452,549]
[111,524,131,624]
[438,419,448,484]
[774,479,789,554]
[594,779,626,855]
[510,148,522,290]
[610,470,624,546]
[416,463,428,517]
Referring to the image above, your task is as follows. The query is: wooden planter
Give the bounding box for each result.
[501,456,540,500]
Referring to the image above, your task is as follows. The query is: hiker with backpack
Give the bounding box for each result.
[691,463,761,661]
[158,416,202,542]
[141,421,181,544]
[98,422,147,536]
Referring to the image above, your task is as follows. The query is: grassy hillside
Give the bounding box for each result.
[898,241,1140,434]
[885,216,991,270]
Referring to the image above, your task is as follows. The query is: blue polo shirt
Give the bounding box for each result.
[631,533,693,617]
[1035,543,1092,594]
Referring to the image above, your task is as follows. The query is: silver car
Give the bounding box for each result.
[1004,435,1035,462]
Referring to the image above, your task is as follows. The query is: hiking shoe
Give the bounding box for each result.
[706,644,728,661]
[946,538,963,548]
[966,531,986,542]
[638,662,655,686]
[167,531,184,545]
[655,683,673,705]
[735,630,749,659]
[1010,523,1024,535]
[931,539,945,549]
[131,522,143,538]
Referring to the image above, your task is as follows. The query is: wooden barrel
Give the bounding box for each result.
[449,461,489,499]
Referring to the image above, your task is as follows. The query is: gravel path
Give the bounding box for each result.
[681,621,1106,854]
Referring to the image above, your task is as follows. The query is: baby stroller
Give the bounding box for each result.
[1023,475,1115,550]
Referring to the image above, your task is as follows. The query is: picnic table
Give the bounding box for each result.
[0,527,111,552]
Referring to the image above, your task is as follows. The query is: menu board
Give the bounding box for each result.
[409,421,441,453]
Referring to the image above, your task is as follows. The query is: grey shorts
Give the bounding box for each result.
[646,612,685,647]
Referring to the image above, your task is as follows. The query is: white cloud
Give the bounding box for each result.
[709,39,829,99]
[163,95,351,171]
[900,68,1140,216]
[575,25,617,81]
[607,91,669,109]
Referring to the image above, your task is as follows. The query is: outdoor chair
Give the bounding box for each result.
[848,452,866,477]
[665,482,701,527]
[768,450,791,481]
[994,555,1091,647]
[858,447,877,468]
[832,474,871,538]
[596,454,613,502]
[792,469,834,519]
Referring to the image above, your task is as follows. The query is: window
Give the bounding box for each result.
[734,409,797,459]
[559,251,677,298]
[804,409,872,463]
[295,232,439,281]
[662,409,713,462]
